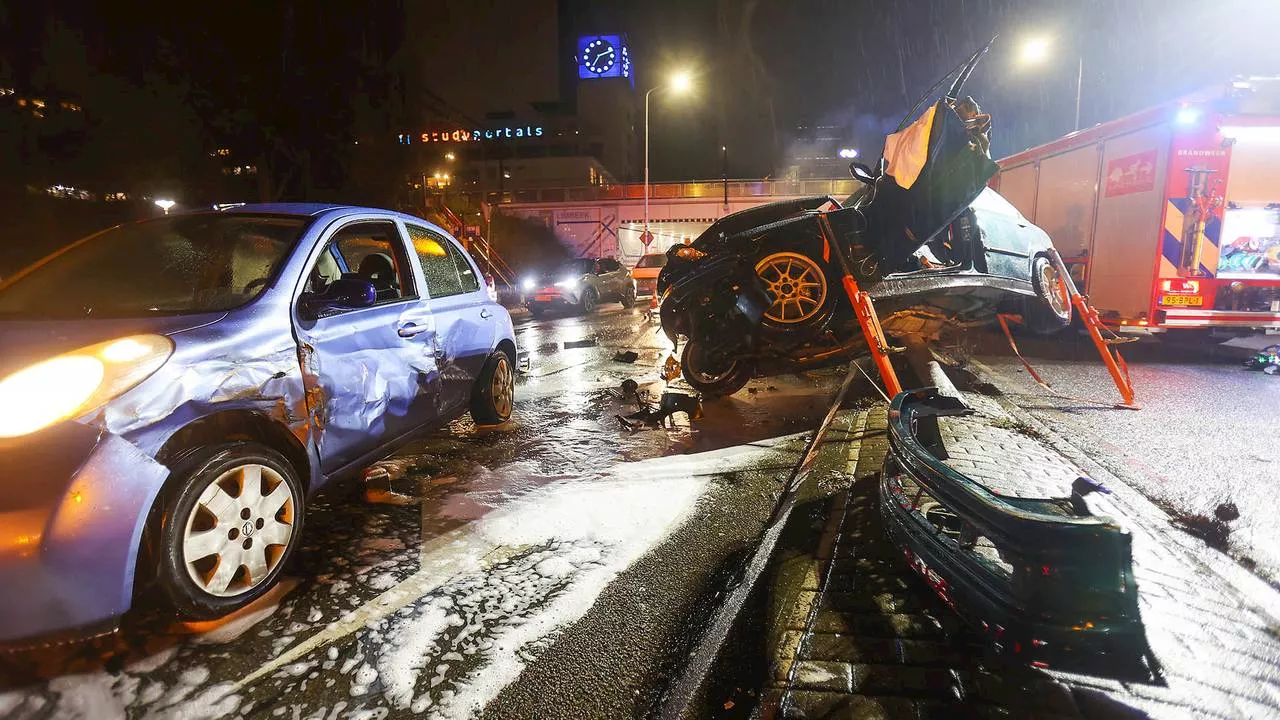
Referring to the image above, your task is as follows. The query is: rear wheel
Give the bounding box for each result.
[1024,255,1072,335]
[471,351,515,424]
[619,282,637,308]
[153,443,304,620]
[681,339,754,398]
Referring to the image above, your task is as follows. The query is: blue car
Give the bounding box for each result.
[0,204,518,644]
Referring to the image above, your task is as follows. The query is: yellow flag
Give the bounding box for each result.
[883,103,938,190]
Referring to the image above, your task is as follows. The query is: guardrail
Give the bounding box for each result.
[880,388,1145,669]
[457,178,861,206]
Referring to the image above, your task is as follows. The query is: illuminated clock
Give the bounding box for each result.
[582,37,616,74]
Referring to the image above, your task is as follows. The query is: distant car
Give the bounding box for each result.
[631,253,669,298]
[522,257,636,317]
[0,204,518,644]
[1244,344,1280,375]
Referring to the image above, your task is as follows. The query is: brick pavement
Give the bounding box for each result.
[765,373,1280,719]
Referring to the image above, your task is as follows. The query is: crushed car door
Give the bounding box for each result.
[293,219,441,474]
[405,223,498,413]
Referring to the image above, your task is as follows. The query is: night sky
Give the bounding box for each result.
[4,0,1277,184]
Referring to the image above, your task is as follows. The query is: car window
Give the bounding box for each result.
[406,224,465,298]
[601,259,621,272]
[635,254,668,269]
[447,240,481,293]
[316,221,415,304]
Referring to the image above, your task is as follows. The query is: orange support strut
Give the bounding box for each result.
[1048,249,1138,408]
[818,214,904,398]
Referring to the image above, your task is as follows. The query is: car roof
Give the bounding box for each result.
[207,203,455,236]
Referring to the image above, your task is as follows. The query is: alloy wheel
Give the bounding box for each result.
[492,355,514,418]
[181,463,297,598]
[755,252,828,324]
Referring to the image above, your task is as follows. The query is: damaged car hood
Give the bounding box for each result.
[0,313,228,378]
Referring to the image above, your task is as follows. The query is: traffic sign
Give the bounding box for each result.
[640,230,654,248]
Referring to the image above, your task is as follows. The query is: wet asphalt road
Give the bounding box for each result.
[0,304,848,720]
[967,328,1280,584]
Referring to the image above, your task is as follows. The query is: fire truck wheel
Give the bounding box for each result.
[1025,255,1073,335]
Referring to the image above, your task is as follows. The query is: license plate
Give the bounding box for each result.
[1159,294,1203,306]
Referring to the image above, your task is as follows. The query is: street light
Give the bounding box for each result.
[154,198,175,215]
[445,152,456,162]
[645,69,694,240]
[1017,35,1083,132]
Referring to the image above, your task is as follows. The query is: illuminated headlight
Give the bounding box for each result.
[0,334,173,438]
[554,277,580,289]
[521,277,536,292]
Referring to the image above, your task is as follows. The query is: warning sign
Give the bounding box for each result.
[640,230,654,248]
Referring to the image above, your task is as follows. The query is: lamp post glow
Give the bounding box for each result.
[1018,36,1083,132]
[154,198,176,215]
[645,70,694,239]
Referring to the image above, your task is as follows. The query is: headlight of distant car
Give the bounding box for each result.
[674,246,707,261]
[0,334,173,438]
[554,277,580,289]
[521,277,536,291]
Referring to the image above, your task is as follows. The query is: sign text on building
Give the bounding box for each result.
[398,126,546,144]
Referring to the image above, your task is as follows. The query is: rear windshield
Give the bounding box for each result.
[635,254,668,269]
[0,214,307,319]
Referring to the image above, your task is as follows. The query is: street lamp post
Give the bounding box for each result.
[644,70,693,240]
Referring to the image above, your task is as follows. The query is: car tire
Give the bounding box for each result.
[580,288,598,314]
[152,443,304,620]
[1025,255,1073,335]
[680,339,754,398]
[619,283,637,308]
[471,350,516,424]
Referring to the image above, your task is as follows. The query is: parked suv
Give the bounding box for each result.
[523,257,636,317]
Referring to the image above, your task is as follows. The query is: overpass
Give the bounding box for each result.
[495,178,859,261]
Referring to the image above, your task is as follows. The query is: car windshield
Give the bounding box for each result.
[0,214,307,319]
[555,259,595,276]
[635,254,668,269]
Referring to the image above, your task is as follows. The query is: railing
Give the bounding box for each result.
[454,178,860,206]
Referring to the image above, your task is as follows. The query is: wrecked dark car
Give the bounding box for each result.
[657,43,1072,397]
[0,204,518,644]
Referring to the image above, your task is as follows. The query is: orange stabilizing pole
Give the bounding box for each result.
[1047,249,1138,408]
[819,214,904,398]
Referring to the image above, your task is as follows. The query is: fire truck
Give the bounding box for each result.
[994,77,1280,334]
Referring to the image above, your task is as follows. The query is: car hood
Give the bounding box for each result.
[0,313,227,379]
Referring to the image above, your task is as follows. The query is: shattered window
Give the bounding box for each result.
[447,241,481,293]
[0,214,305,318]
[406,224,465,298]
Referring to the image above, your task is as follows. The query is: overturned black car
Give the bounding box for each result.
[657,44,1072,397]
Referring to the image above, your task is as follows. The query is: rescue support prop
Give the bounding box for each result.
[817,214,904,397]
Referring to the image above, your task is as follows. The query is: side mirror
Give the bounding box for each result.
[849,161,876,185]
[298,277,376,319]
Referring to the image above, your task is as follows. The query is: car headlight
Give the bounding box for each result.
[554,277,580,290]
[521,277,536,291]
[0,334,173,438]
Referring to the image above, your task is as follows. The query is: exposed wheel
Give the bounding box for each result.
[680,339,754,398]
[619,282,637,308]
[579,288,598,314]
[1025,255,1073,335]
[153,443,303,620]
[755,251,829,326]
[471,350,515,424]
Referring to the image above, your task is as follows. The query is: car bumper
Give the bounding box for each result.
[634,277,659,297]
[526,288,583,306]
[0,423,169,645]
[879,389,1143,668]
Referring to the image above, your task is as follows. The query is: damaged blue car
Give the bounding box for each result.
[0,204,518,644]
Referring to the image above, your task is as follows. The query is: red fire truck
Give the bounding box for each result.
[994,77,1280,334]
